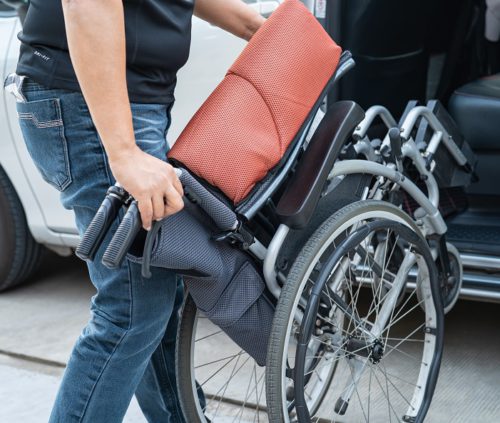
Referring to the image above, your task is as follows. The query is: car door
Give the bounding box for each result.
[3,15,79,235]
[0,8,22,176]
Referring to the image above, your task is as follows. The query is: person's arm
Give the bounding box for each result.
[61,0,183,231]
[194,0,266,41]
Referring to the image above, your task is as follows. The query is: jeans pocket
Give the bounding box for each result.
[16,97,72,191]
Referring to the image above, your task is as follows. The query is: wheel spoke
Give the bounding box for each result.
[196,350,246,370]
[382,299,426,336]
[348,359,370,423]
[196,329,224,342]
[199,352,248,387]
[211,352,244,417]
[377,362,416,411]
[371,363,400,422]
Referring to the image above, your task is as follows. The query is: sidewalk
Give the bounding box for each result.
[0,355,145,422]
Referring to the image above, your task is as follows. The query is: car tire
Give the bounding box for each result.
[0,166,43,291]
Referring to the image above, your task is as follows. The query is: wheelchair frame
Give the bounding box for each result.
[257,102,466,306]
[171,90,461,423]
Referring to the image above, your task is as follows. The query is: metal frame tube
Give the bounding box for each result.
[263,224,290,299]
[399,106,467,166]
[330,160,448,235]
[461,253,500,271]
[401,139,441,209]
[248,238,267,261]
[352,105,398,141]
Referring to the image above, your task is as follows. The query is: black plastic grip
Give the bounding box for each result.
[75,186,127,262]
[141,220,162,279]
[388,127,403,161]
[102,201,142,269]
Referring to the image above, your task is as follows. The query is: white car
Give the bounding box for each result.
[0,0,283,291]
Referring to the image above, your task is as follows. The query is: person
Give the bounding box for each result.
[6,0,265,422]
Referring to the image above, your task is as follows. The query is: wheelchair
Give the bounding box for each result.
[77,1,475,421]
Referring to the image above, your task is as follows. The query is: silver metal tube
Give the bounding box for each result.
[330,160,447,235]
[263,224,290,299]
[353,105,398,140]
[353,138,379,162]
[372,252,417,337]
[460,287,500,302]
[400,106,467,166]
[426,131,444,156]
[401,139,440,209]
[461,253,500,271]
[248,238,267,261]
[406,281,500,303]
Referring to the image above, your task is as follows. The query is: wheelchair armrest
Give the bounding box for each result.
[276,101,365,229]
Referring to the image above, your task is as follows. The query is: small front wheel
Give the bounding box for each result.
[440,242,463,314]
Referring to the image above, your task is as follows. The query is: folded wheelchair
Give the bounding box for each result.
[77,1,476,422]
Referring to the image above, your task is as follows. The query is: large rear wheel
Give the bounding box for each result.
[266,201,444,423]
[176,295,268,422]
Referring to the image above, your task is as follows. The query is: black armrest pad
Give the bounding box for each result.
[276,101,365,229]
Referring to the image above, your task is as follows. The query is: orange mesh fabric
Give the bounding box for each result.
[169,0,342,204]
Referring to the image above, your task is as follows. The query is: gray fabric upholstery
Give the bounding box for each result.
[135,202,273,366]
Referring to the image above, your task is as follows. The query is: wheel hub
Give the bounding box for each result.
[344,337,385,364]
[370,340,385,364]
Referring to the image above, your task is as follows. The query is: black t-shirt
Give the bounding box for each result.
[16,0,195,104]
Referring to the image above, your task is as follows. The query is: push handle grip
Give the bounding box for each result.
[102,201,142,269]
[75,185,128,262]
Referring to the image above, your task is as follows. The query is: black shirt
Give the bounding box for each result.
[16,0,195,104]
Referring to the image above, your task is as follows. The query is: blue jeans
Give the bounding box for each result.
[14,77,186,423]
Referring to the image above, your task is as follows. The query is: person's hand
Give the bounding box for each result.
[109,146,184,230]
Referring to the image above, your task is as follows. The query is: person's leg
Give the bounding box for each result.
[135,279,186,422]
[14,78,182,423]
[135,278,207,422]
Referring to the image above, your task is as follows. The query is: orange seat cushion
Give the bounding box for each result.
[168,0,342,204]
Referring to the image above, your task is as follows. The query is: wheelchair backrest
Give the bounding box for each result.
[168,0,342,206]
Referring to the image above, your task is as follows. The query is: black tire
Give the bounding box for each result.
[176,295,206,423]
[0,166,43,291]
[266,200,442,422]
[440,243,462,314]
